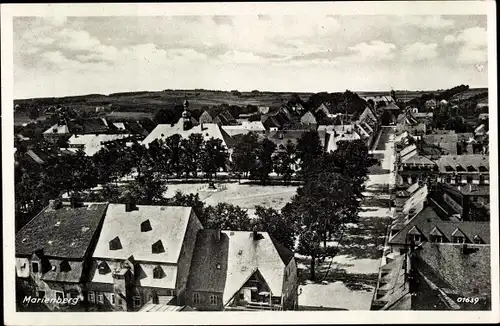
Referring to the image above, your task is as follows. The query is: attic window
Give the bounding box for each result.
[109,236,123,250]
[55,221,61,227]
[98,261,110,275]
[22,238,27,243]
[152,240,165,254]
[153,265,164,279]
[31,262,40,273]
[238,250,243,255]
[141,220,152,232]
[452,236,466,244]
[473,235,484,244]
[48,240,53,245]
[216,263,221,270]
[60,260,71,272]
[81,227,90,233]
[478,165,488,172]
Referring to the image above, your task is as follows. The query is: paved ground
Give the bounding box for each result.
[298,126,396,310]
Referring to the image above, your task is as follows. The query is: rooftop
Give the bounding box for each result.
[16,202,108,259]
[92,204,194,263]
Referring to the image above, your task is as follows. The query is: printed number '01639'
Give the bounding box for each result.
[457,297,480,304]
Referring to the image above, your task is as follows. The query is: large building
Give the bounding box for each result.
[185,230,298,311]
[88,203,203,311]
[15,200,108,311]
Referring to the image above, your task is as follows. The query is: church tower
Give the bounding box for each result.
[182,98,192,131]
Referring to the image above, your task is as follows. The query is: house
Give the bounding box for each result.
[15,200,108,311]
[478,113,489,120]
[198,111,214,124]
[474,124,486,137]
[221,121,266,137]
[258,106,270,115]
[66,134,134,156]
[387,196,490,263]
[435,155,489,185]
[88,203,203,311]
[289,103,306,115]
[315,103,331,117]
[424,99,437,110]
[423,133,458,155]
[300,111,317,129]
[261,109,291,131]
[213,111,237,126]
[372,241,491,310]
[142,118,235,151]
[361,95,395,105]
[322,124,362,153]
[185,230,298,311]
[437,183,490,221]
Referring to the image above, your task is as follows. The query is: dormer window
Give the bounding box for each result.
[152,240,165,254]
[478,165,488,172]
[429,227,446,243]
[445,165,454,172]
[109,236,122,250]
[153,265,164,279]
[60,260,71,272]
[98,261,110,275]
[31,261,39,273]
[408,226,424,243]
[467,165,477,172]
[141,220,152,232]
[473,235,484,244]
[452,228,467,243]
[456,164,465,172]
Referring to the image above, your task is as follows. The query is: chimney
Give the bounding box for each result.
[70,195,82,208]
[215,229,221,242]
[201,122,205,131]
[125,201,137,212]
[152,291,159,305]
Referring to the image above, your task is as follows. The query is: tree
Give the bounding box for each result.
[282,170,362,281]
[295,130,323,179]
[179,133,204,179]
[200,138,228,180]
[231,132,259,179]
[28,106,40,121]
[273,140,296,185]
[126,170,167,204]
[166,191,209,226]
[154,106,183,125]
[253,206,297,250]
[251,138,276,184]
[164,134,183,177]
[205,203,251,230]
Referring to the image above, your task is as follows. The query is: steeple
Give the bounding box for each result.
[182,97,192,131]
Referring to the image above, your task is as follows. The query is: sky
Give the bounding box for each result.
[13,15,489,99]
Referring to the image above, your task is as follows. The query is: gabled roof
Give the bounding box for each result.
[415,242,490,297]
[382,102,400,111]
[389,204,490,245]
[92,204,195,263]
[67,134,133,156]
[16,202,108,259]
[198,111,214,124]
[221,122,266,137]
[436,155,489,173]
[300,111,317,125]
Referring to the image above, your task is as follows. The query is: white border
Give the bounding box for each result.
[2,2,499,325]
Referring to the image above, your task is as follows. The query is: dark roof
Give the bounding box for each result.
[186,230,229,293]
[443,184,490,196]
[40,259,85,283]
[389,203,490,245]
[382,102,401,111]
[436,155,489,172]
[16,202,108,258]
[415,242,490,297]
[67,118,111,134]
[269,236,294,264]
[266,130,307,148]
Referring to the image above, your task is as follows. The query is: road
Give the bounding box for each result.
[298,126,396,310]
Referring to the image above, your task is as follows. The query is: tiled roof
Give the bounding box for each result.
[415,242,490,297]
[300,111,317,125]
[198,111,213,124]
[41,259,85,283]
[445,184,490,196]
[16,202,108,258]
[92,204,194,264]
[435,155,489,172]
[423,134,458,155]
[43,124,70,135]
[223,231,290,304]
[389,204,490,245]
[267,130,308,148]
[222,122,266,137]
[382,102,400,111]
[402,184,428,215]
[186,229,229,293]
[67,134,133,156]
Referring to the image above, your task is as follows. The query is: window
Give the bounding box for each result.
[88,291,95,303]
[55,292,64,300]
[430,235,444,243]
[452,236,465,243]
[153,266,163,279]
[193,293,201,305]
[69,291,78,299]
[37,291,45,298]
[31,262,39,273]
[98,261,110,274]
[479,175,485,184]
[445,176,451,184]
[409,234,421,243]
[118,299,123,305]
[97,293,104,304]
[133,296,141,307]
[209,295,218,305]
[473,236,483,244]
[111,294,115,305]
[466,176,473,184]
